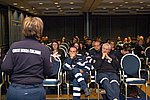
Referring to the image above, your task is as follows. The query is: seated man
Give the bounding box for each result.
[94,43,120,100]
[63,46,91,100]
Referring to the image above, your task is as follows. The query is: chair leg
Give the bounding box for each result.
[57,86,59,99]
[67,84,69,95]
[125,84,127,100]
[145,83,147,100]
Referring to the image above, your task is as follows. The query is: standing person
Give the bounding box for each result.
[1,17,53,100]
[63,46,91,100]
[94,43,120,100]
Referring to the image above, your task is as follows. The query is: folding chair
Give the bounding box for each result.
[43,56,62,98]
[121,53,148,100]
[0,72,4,100]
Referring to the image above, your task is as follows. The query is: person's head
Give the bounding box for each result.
[22,17,43,39]
[121,44,132,55]
[94,41,101,51]
[102,43,111,54]
[74,42,79,50]
[110,41,116,49]
[51,41,59,51]
[69,46,78,58]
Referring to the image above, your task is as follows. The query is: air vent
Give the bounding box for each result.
[94,11,108,13]
[43,12,58,14]
[137,11,150,13]
[65,12,80,14]
[115,11,129,13]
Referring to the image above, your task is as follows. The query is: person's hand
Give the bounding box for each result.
[102,53,106,59]
[105,54,112,62]
[80,69,84,74]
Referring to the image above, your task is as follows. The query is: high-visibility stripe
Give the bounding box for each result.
[73,87,81,91]
[64,63,72,70]
[85,66,90,70]
[77,77,84,82]
[75,73,82,78]
[73,93,81,96]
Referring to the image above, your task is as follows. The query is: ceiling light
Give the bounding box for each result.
[115,7,119,9]
[128,7,131,9]
[113,9,115,10]
[57,5,60,7]
[125,2,128,4]
[147,5,150,7]
[136,9,139,11]
[45,8,49,10]
[20,6,24,9]
[140,7,144,9]
[71,8,74,10]
[60,10,63,12]
[26,9,29,11]
[54,2,59,5]
[70,2,74,4]
[120,5,123,7]
[13,2,17,6]
[109,2,113,3]
[140,2,143,4]
[103,7,106,9]
[58,8,61,10]
[39,2,43,5]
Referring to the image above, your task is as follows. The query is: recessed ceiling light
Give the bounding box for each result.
[125,2,128,4]
[20,6,24,9]
[128,7,131,9]
[26,9,29,11]
[140,2,143,4]
[13,2,17,6]
[45,8,49,10]
[57,5,60,7]
[140,7,144,9]
[120,5,123,7]
[136,9,139,11]
[60,10,63,12]
[147,5,150,7]
[71,8,74,10]
[54,2,59,5]
[113,9,115,10]
[109,2,113,3]
[32,7,35,10]
[39,2,43,5]
[70,2,74,4]
[115,7,119,9]
[58,8,61,10]
[103,7,106,9]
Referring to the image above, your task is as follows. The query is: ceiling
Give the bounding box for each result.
[0,0,150,16]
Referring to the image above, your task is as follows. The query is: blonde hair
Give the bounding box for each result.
[102,43,111,50]
[22,17,43,38]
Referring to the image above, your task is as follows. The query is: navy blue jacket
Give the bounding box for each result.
[1,37,53,85]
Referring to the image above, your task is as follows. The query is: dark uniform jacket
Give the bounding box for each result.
[1,37,53,85]
[94,52,119,74]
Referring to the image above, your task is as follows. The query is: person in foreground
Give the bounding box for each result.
[94,43,120,100]
[1,17,53,100]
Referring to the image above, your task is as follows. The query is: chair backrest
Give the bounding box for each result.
[50,56,62,80]
[145,46,150,59]
[121,53,141,77]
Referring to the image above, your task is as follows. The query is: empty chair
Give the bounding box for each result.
[121,53,148,100]
[43,56,62,98]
